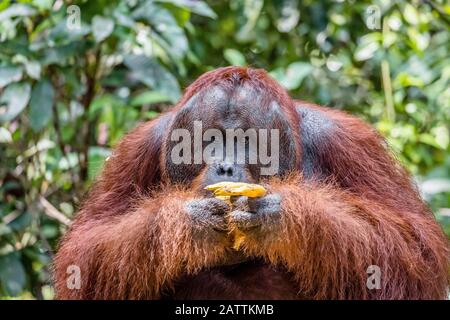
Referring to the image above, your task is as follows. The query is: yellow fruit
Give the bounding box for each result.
[204,181,234,191]
[204,182,267,249]
[205,181,267,198]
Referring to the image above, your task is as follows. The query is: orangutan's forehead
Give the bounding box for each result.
[177,84,285,130]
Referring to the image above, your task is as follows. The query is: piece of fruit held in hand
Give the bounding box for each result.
[204,182,267,249]
[205,181,267,198]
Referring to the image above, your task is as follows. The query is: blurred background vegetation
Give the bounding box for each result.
[0,0,449,299]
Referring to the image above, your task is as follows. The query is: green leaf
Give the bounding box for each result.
[432,126,449,150]
[88,146,112,180]
[41,225,58,239]
[418,133,440,149]
[394,72,424,87]
[113,11,135,28]
[130,91,171,106]
[29,79,54,132]
[8,212,32,231]
[0,0,10,11]
[46,20,91,45]
[0,252,26,297]
[224,48,246,66]
[157,0,217,19]
[145,110,160,119]
[0,83,31,122]
[23,60,41,80]
[236,0,263,41]
[0,3,36,20]
[89,94,117,119]
[23,247,51,266]
[354,40,379,61]
[133,2,188,59]
[353,33,381,62]
[0,127,12,143]
[403,4,419,25]
[124,54,181,102]
[269,62,313,90]
[92,15,115,43]
[407,28,429,52]
[0,66,23,88]
[32,0,54,11]
[40,42,86,66]
[0,224,13,237]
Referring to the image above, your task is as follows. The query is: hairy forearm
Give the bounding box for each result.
[243,176,449,299]
[54,188,228,299]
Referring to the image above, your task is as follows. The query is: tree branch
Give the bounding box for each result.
[39,196,72,226]
[79,48,102,181]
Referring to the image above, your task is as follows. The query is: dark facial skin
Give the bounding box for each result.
[163,83,298,186]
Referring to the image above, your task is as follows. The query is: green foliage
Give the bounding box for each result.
[0,0,449,299]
